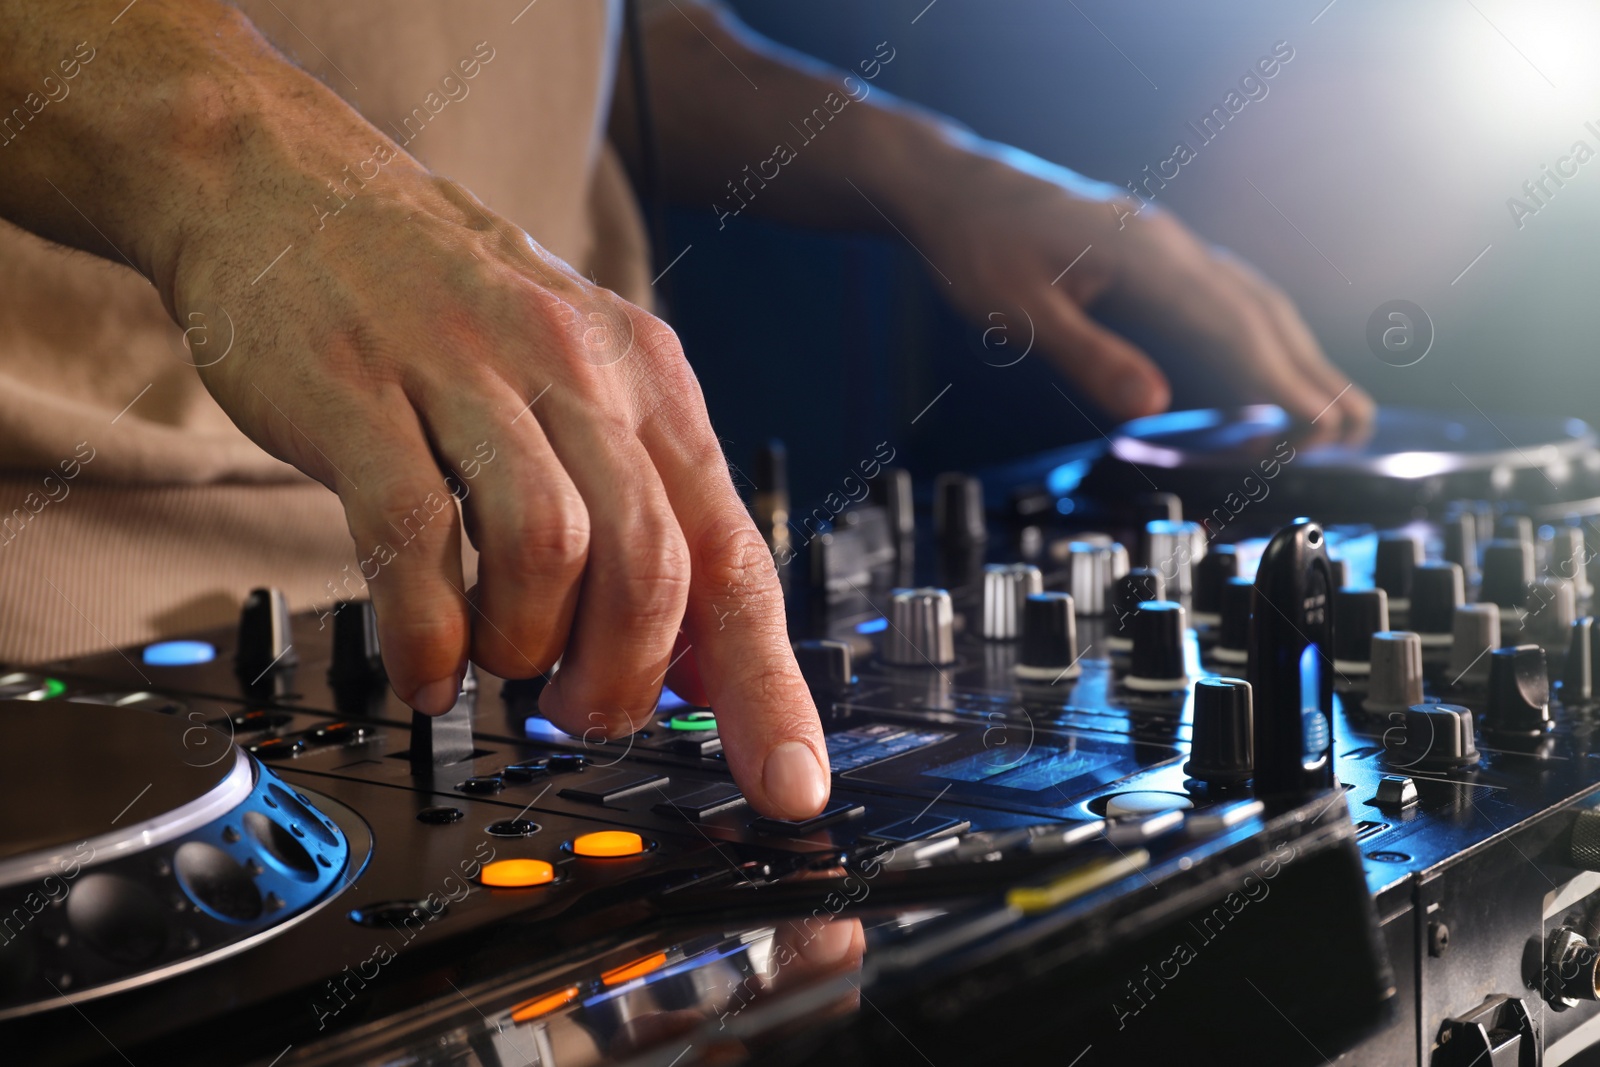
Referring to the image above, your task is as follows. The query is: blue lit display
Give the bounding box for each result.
[143,640,217,666]
[855,617,889,635]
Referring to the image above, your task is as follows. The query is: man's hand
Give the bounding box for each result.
[897,143,1375,426]
[0,0,830,820]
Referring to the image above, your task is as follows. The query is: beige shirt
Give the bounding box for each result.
[0,0,652,662]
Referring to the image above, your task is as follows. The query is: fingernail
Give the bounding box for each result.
[411,675,461,715]
[763,741,827,820]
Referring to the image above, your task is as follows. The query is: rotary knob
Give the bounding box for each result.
[328,599,384,691]
[1107,568,1166,652]
[1063,542,1112,615]
[1126,601,1189,692]
[1186,677,1253,784]
[1381,703,1479,771]
[236,587,298,684]
[1485,644,1553,739]
[1213,576,1253,667]
[793,638,855,695]
[882,588,956,667]
[1560,617,1596,707]
[1569,807,1600,871]
[1375,533,1422,616]
[1444,514,1479,585]
[1410,562,1464,650]
[1193,545,1239,626]
[981,563,1043,640]
[1144,520,1205,596]
[1364,631,1424,717]
[1017,592,1080,681]
[869,466,915,543]
[1448,603,1502,688]
[1530,577,1578,644]
[1332,589,1389,678]
[1480,539,1535,610]
[1549,526,1592,600]
[934,472,986,548]
[1497,514,1534,548]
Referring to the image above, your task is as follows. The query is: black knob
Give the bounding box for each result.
[752,440,790,558]
[328,599,384,690]
[869,467,915,542]
[1443,514,1479,584]
[1375,533,1422,613]
[1193,545,1239,623]
[1485,644,1553,738]
[1108,568,1166,648]
[235,587,297,683]
[1382,703,1478,770]
[1187,677,1253,784]
[1135,491,1183,525]
[1215,576,1253,667]
[1017,592,1080,681]
[1480,539,1534,609]
[1126,600,1189,692]
[1497,514,1534,547]
[1530,577,1578,641]
[1332,589,1390,674]
[793,639,855,695]
[1561,617,1596,706]
[934,472,986,547]
[1364,631,1424,717]
[1411,562,1465,643]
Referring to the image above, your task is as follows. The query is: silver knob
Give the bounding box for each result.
[981,563,1043,640]
[1449,603,1501,686]
[1064,542,1112,615]
[1145,520,1206,596]
[883,587,956,667]
[1364,631,1424,716]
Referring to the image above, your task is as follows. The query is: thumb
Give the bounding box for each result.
[1037,295,1170,419]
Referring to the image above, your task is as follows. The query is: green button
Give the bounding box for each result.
[667,711,717,732]
[43,678,66,699]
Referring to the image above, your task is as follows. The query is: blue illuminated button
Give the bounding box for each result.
[143,640,217,667]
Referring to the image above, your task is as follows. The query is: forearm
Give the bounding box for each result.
[625,1,972,234]
[0,0,425,308]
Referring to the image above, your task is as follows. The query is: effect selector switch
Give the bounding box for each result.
[1192,545,1239,626]
[1409,562,1464,651]
[1374,533,1422,615]
[1126,601,1190,693]
[981,563,1043,640]
[1213,577,1254,667]
[1186,677,1253,785]
[1332,589,1389,679]
[1107,568,1166,653]
[1363,631,1424,718]
[235,586,297,684]
[1016,592,1080,682]
[882,588,956,667]
[1485,644,1553,740]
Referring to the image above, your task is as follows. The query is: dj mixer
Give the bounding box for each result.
[12,405,1600,1065]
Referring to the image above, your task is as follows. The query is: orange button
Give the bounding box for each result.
[571,830,646,858]
[602,952,667,986]
[479,859,555,887]
[510,985,580,1023]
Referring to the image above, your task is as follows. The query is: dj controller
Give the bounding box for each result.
[14,405,1600,1065]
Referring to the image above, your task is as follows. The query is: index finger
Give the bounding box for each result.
[635,351,829,821]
